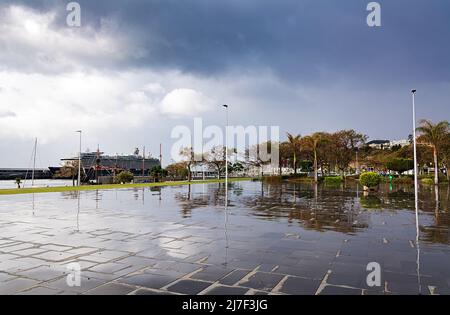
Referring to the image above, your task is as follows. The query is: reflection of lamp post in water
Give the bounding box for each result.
[75,130,82,186]
[223,184,229,268]
[222,104,230,267]
[32,193,35,216]
[76,191,80,232]
[223,104,229,191]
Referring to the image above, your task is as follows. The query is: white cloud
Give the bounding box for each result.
[0,5,134,73]
[160,88,214,117]
[0,110,16,118]
[0,71,159,143]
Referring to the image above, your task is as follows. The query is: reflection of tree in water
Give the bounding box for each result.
[170,181,449,243]
[132,187,140,201]
[61,191,80,199]
[420,185,450,244]
[174,183,226,218]
[360,195,382,209]
[240,183,368,234]
[356,183,450,244]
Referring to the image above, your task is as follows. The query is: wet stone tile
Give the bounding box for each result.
[219,270,252,286]
[253,291,272,295]
[166,279,213,295]
[118,273,179,290]
[327,263,368,288]
[88,262,132,274]
[40,244,73,252]
[18,265,67,282]
[32,251,78,262]
[66,247,99,256]
[277,276,320,295]
[0,278,40,295]
[0,272,17,282]
[319,285,362,295]
[133,288,178,295]
[80,270,121,282]
[12,248,48,256]
[84,283,135,295]
[238,272,284,291]
[46,276,106,293]
[191,266,232,282]
[16,286,62,295]
[203,285,249,295]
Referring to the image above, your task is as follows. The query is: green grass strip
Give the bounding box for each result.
[0,178,252,196]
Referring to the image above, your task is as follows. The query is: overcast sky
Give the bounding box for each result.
[0,0,449,168]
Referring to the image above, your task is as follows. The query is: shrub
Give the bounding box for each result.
[114,171,134,184]
[419,174,448,183]
[324,176,343,185]
[386,158,414,175]
[421,178,434,185]
[359,172,381,188]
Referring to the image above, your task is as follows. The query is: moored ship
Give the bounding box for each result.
[50,149,161,181]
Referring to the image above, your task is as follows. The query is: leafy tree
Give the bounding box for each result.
[416,119,450,185]
[114,171,134,184]
[360,172,381,188]
[278,142,291,175]
[332,130,367,175]
[245,141,274,176]
[204,145,228,179]
[391,144,401,152]
[386,158,414,175]
[302,132,329,182]
[149,166,167,181]
[179,147,202,182]
[440,137,450,182]
[56,160,82,186]
[229,162,244,174]
[166,162,189,179]
[299,160,313,172]
[286,133,301,174]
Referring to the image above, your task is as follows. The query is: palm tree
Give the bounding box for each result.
[303,132,329,182]
[416,119,450,185]
[287,133,301,174]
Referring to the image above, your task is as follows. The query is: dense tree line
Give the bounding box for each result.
[166,119,449,185]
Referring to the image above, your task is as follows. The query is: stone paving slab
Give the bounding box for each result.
[118,273,180,290]
[237,272,285,291]
[203,285,250,295]
[1,182,449,295]
[165,279,213,295]
[84,283,136,295]
[0,278,41,295]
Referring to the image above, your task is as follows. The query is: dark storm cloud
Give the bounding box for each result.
[3,0,450,87]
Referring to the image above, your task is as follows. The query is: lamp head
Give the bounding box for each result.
[222,104,228,108]
[411,89,417,94]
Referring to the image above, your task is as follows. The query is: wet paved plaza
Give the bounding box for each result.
[0,181,449,295]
